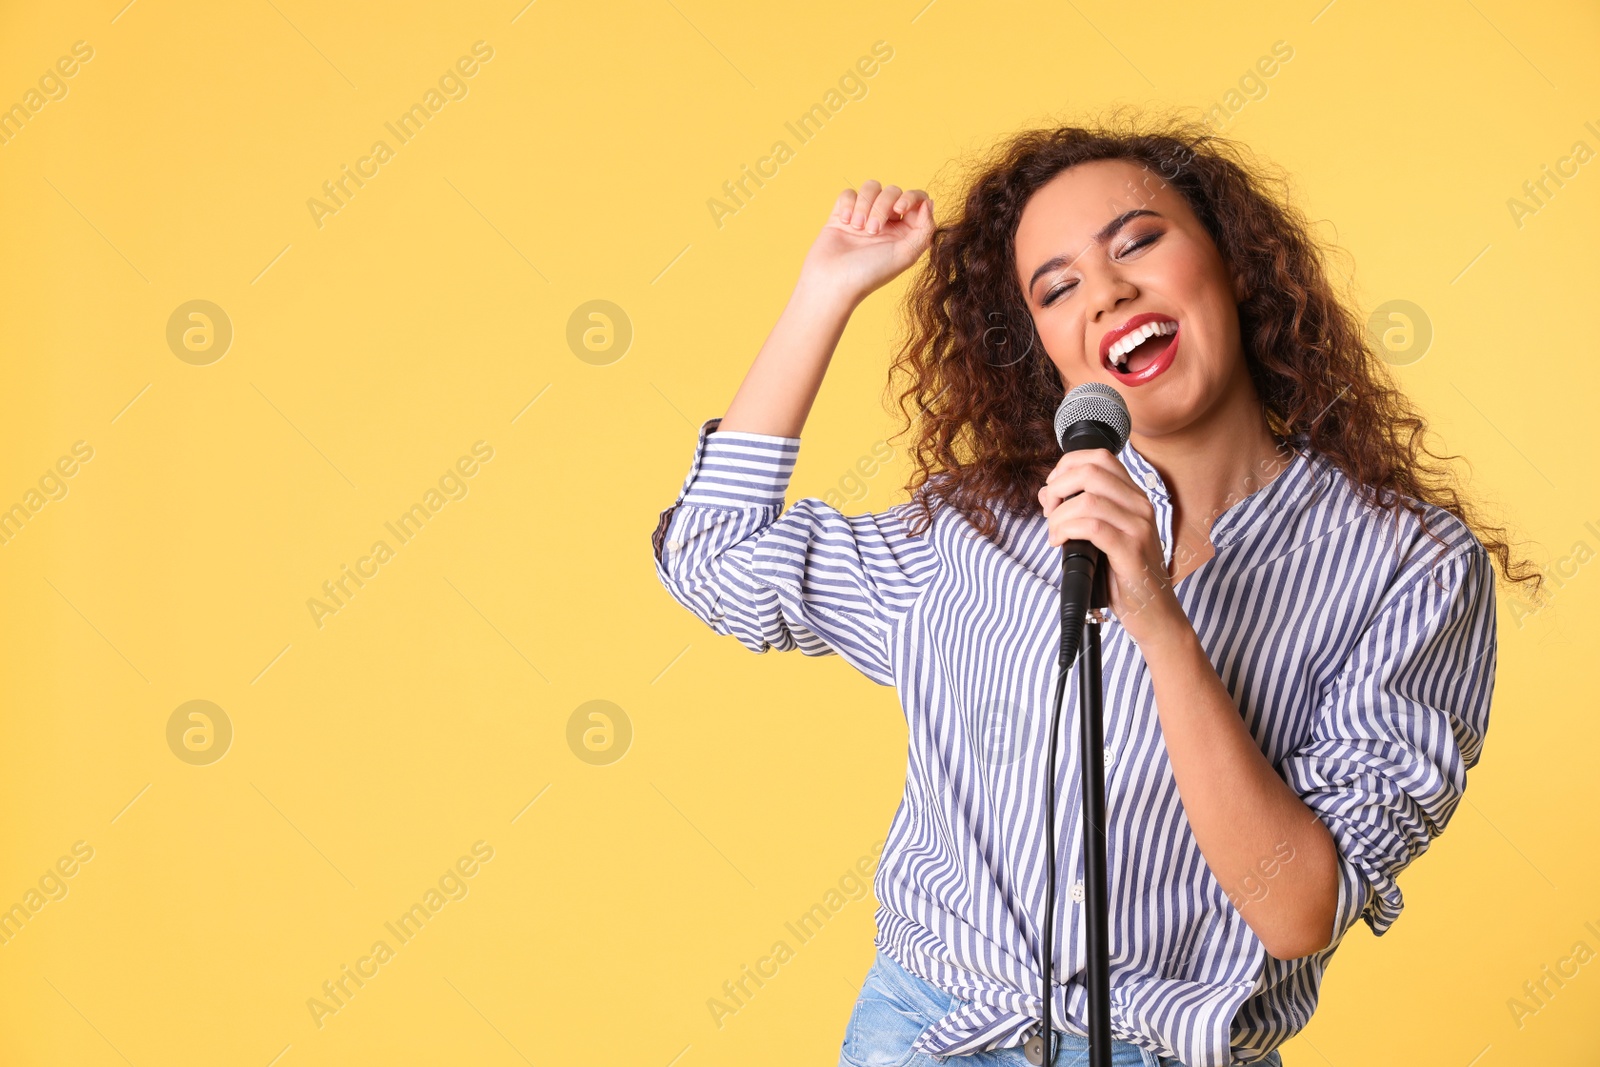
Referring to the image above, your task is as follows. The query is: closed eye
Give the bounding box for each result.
[1040,231,1161,307]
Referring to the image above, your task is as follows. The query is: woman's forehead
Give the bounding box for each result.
[1013,162,1190,286]
[1017,160,1184,242]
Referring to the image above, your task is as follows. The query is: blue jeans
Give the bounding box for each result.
[839,947,1283,1067]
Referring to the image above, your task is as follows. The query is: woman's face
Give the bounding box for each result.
[1013,158,1251,438]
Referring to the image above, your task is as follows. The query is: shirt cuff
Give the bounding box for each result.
[676,416,801,510]
[1325,836,1375,949]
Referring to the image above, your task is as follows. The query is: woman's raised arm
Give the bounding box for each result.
[650,181,942,682]
[717,180,935,438]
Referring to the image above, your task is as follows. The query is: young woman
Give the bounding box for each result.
[651,112,1539,1067]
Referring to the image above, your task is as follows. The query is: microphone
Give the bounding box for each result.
[1052,383,1132,669]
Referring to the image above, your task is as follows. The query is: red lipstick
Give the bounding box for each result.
[1099,314,1179,387]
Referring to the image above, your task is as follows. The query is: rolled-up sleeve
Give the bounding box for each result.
[651,417,941,686]
[1279,539,1497,948]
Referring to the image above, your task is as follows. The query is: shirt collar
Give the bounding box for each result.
[1115,432,1321,548]
[1113,436,1168,501]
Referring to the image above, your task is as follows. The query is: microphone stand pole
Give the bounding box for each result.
[1028,556,1112,1067]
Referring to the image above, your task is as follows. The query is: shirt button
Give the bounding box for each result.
[1070,880,1085,903]
[1142,471,1160,490]
[666,539,685,551]
[1103,746,1113,769]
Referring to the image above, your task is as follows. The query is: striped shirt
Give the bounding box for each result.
[651,416,1497,1067]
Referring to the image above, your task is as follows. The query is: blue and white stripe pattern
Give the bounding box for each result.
[652,415,1497,1067]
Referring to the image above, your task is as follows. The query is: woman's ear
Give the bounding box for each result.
[1233,272,1249,302]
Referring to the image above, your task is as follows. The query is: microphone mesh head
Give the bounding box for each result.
[1053,382,1132,452]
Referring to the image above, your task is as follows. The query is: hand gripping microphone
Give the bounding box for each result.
[1051,383,1132,668]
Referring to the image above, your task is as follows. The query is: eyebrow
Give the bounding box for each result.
[1025,208,1163,296]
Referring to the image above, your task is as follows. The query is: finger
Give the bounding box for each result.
[1041,449,1145,509]
[1039,468,1145,517]
[1047,446,1138,487]
[1045,494,1166,594]
[895,190,935,231]
[1045,507,1161,602]
[833,188,857,224]
[894,188,930,216]
[848,179,882,228]
[865,185,904,234]
[1045,508,1140,556]
[1045,491,1147,548]
[1039,461,1150,516]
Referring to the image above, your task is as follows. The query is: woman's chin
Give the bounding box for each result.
[1122,383,1209,437]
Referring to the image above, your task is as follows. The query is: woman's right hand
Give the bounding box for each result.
[799,180,936,305]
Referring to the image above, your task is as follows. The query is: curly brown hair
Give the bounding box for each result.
[882,105,1542,600]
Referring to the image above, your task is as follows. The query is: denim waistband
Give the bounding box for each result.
[867,947,1179,1067]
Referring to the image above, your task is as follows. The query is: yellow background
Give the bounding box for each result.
[1,0,1596,1064]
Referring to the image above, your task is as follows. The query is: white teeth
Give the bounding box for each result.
[1108,320,1177,365]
